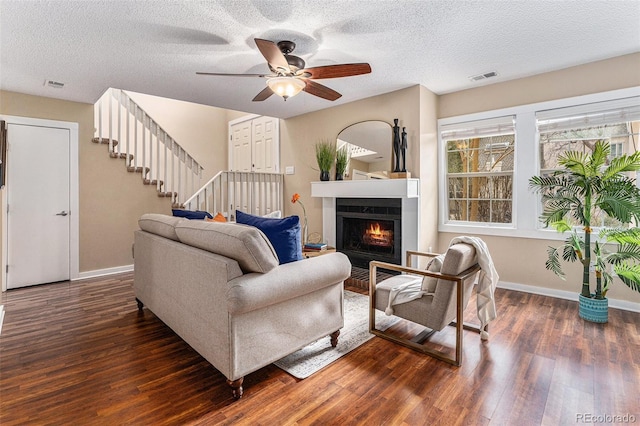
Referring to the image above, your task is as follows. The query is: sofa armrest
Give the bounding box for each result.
[226,252,351,315]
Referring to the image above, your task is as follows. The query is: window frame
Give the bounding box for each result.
[437,86,640,240]
[442,115,516,226]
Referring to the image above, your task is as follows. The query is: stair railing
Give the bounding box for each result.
[183,171,284,220]
[94,88,203,206]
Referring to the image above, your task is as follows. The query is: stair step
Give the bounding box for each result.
[127,166,150,174]
[108,152,133,160]
[150,180,164,187]
[92,137,119,147]
[158,191,177,198]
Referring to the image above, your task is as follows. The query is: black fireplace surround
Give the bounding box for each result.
[336,198,402,269]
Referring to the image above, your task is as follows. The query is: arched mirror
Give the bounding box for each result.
[337,120,392,179]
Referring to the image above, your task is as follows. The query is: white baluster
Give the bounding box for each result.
[125,92,130,170]
[108,89,113,154]
[163,131,168,197]
[171,139,175,204]
[133,104,138,171]
[117,89,121,157]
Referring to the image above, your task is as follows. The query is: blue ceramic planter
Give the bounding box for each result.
[578,294,608,323]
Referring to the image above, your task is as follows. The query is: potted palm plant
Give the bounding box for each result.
[315,139,336,181]
[529,140,640,322]
[335,146,349,180]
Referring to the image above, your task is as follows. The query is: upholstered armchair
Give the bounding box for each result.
[369,243,486,366]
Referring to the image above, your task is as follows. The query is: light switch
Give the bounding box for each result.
[285,166,295,175]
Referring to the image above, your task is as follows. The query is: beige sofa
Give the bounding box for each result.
[133,214,352,399]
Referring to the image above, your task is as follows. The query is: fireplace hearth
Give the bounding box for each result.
[336,198,402,269]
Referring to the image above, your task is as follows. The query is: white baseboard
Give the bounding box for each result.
[75,264,134,281]
[497,281,640,313]
[0,305,4,335]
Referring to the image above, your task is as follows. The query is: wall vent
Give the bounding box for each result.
[44,80,65,89]
[469,71,498,82]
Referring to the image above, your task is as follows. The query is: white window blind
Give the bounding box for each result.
[536,96,640,132]
[440,115,515,140]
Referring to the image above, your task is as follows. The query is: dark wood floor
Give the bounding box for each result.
[1,273,638,425]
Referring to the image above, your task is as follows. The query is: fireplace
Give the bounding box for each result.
[336,198,402,268]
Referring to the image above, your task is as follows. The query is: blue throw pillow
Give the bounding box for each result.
[172,209,213,220]
[235,210,302,264]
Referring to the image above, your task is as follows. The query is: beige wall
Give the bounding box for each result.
[437,53,640,304]
[279,86,437,251]
[2,52,639,304]
[125,91,229,183]
[0,90,172,273]
[439,52,640,118]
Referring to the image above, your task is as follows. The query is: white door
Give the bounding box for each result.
[230,121,252,172]
[229,116,279,173]
[7,124,70,288]
[252,116,278,173]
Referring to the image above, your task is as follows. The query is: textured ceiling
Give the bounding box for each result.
[1,0,639,119]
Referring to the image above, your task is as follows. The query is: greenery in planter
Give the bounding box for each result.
[335,146,349,178]
[315,139,336,174]
[529,140,640,300]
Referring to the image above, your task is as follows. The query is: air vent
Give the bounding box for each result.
[469,71,498,82]
[44,80,65,89]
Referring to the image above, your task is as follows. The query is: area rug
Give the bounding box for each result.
[273,290,399,379]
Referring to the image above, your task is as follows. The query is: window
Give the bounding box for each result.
[441,116,515,224]
[438,88,640,239]
[537,99,640,228]
[537,99,640,174]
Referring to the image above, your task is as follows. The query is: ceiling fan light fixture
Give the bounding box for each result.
[267,77,305,100]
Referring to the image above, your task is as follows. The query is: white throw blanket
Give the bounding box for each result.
[449,236,499,340]
[377,275,425,316]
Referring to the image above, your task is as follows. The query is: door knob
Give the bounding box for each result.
[56,211,69,216]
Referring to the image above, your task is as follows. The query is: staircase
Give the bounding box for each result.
[94,88,284,214]
[94,88,203,207]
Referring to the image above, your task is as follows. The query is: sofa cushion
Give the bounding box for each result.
[172,209,213,220]
[138,213,184,241]
[235,210,303,265]
[175,220,278,274]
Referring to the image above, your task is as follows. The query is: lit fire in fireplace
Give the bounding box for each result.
[363,222,393,247]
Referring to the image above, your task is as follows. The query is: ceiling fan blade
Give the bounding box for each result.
[252,86,274,102]
[254,38,291,73]
[303,80,342,101]
[196,72,268,77]
[302,63,371,79]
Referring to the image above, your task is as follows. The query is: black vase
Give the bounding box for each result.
[320,170,330,181]
[335,172,344,181]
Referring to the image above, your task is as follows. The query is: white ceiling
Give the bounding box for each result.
[1,1,639,119]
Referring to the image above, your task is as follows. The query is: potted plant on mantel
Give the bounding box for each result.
[335,146,349,181]
[529,140,640,323]
[315,139,336,181]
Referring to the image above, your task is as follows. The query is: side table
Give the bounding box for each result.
[302,246,336,259]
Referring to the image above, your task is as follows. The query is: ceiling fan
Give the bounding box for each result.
[196,38,372,102]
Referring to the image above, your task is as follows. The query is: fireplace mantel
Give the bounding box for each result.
[311,179,420,265]
[311,178,419,199]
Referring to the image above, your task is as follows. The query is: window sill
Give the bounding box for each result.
[439,222,570,241]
